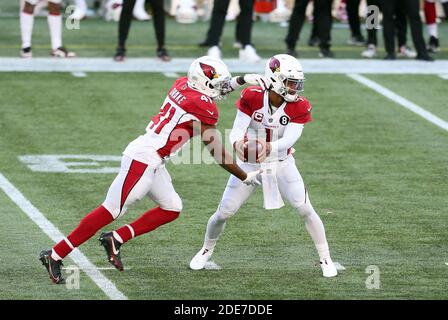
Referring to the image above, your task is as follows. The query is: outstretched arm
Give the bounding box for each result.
[229,74,272,92]
[199,123,261,185]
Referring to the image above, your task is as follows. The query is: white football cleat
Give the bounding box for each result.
[69,8,87,21]
[51,47,76,58]
[207,45,222,59]
[320,257,338,278]
[68,0,87,21]
[239,44,261,63]
[233,41,242,49]
[190,247,214,270]
[398,45,417,58]
[362,44,377,58]
[133,0,151,21]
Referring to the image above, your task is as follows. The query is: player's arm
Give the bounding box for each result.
[199,123,260,185]
[229,110,252,161]
[268,123,304,155]
[229,74,272,92]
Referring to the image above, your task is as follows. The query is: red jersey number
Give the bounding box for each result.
[150,102,176,134]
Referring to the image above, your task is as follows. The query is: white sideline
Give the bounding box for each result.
[0,173,128,300]
[347,74,448,132]
[1,58,448,74]
[163,72,180,78]
[71,71,87,77]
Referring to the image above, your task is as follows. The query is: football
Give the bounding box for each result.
[243,139,264,163]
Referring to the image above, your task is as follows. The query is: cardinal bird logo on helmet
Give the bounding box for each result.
[199,62,218,80]
[269,57,281,73]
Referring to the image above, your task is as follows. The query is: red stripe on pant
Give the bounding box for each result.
[120,159,148,212]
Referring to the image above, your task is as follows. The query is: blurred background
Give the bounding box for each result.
[1,0,446,59]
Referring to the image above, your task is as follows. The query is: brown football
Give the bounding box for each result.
[243,140,264,163]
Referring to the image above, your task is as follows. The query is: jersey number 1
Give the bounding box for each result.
[150,102,176,134]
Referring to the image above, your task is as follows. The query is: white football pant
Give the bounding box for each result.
[203,155,331,260]
[102,155,182,219]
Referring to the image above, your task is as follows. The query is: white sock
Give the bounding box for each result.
[427,23,438,38]
[20,11,34,48]
[297,202,331,260]
[204,210,227,251]
[112,231,124,244]
[51,248,62,261]
[47,14,62,50]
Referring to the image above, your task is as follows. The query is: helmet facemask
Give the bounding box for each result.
[276,75,305,102]
[209,76,232,100]
[187,57,232,100]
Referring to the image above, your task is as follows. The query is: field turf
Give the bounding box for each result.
[0,72,447,299]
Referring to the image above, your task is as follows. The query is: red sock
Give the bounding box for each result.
[52,205,114,259]
[114,207,179,244]
[425,1,436,24]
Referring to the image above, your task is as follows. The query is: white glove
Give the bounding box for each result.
[242,170,263,186]
[243,74,272,91]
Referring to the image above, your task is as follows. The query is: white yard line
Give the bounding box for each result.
[439,74,448,80]
[334,262,346,271]
[71,71,87,77]
[64,267,132,271]
[163,72,180,78]
[347,73,448,132]
[1,58,447,74]
[0,173,127,300]
[204,261,222,270]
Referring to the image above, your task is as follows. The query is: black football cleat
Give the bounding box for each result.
[427,36,440,53]
[286,48,298,58]
[39,250,65,284]
[156,47,171,62]
[99,232,124,271]
[113,47,126,62]
[319,48,334,58]
[416,54,435,62]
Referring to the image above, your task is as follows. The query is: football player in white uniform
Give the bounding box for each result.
[190,54,338,277]
[20,0,76,58]
[39,56,270,284]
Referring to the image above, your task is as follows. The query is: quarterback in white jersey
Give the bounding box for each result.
[190,54,338,278]
[39,56,270,284]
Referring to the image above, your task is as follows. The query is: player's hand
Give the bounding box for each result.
[242,169,263,186]
[255,139,271,163]
[234,140,246,162]
[243,74,272,91]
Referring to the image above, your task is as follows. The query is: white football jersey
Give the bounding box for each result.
[236,87,312,162]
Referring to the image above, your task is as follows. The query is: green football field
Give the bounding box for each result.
[0,71,447,300]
